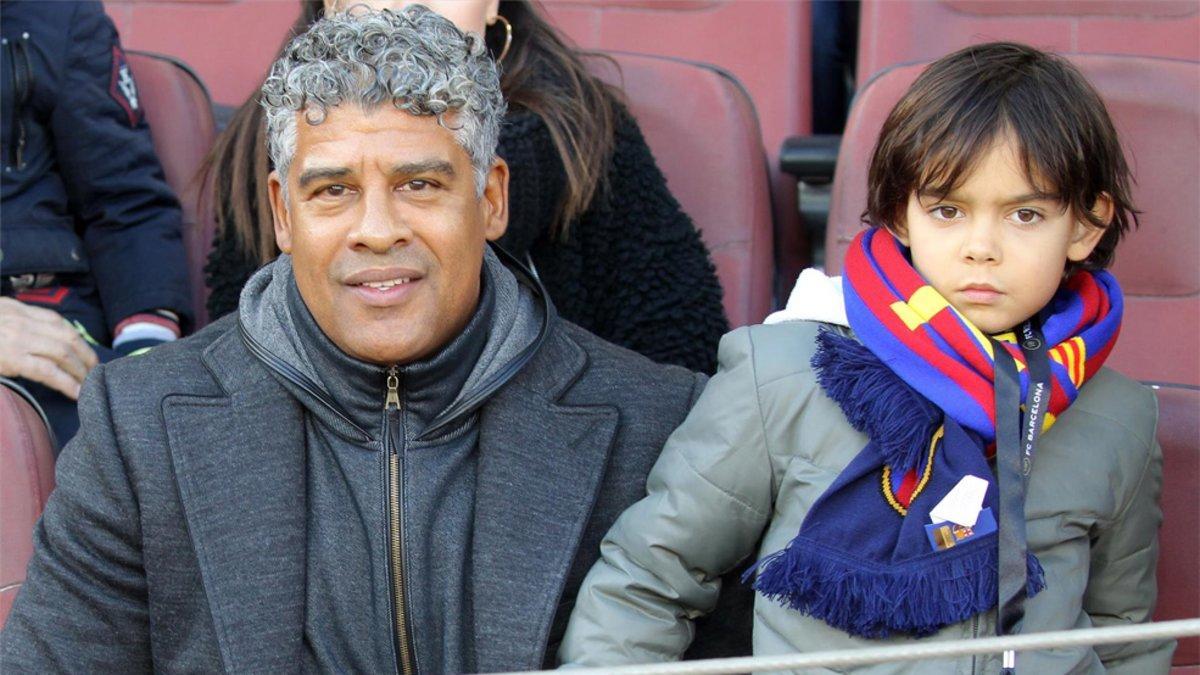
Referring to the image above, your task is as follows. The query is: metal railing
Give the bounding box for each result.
[510,618,1200,675]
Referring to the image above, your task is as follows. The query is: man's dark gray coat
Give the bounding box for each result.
[0,263,750,672]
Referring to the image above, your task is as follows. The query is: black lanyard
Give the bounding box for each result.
[990,319,1051,674]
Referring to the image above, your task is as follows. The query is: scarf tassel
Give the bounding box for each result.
[812,330,940,472]
[743,537,1046,639]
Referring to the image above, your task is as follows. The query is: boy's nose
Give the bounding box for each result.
[960,220,1001,264]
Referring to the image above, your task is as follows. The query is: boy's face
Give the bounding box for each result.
[896,136,1109,335]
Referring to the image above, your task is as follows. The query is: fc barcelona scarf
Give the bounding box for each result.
[745,228,1123,638]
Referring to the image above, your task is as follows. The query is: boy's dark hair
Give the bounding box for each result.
[865,41,1137,271]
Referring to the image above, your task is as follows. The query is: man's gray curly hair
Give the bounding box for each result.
[261,5,506,197]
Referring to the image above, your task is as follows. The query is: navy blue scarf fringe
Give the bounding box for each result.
[811,330,940,472]
[744,538,1045,639]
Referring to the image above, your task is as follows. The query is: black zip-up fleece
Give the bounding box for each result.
[238,247,545,673]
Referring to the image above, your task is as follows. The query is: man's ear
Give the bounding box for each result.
[267,170,294,254]
[482,158,509,242]
[485,0,502,25]
[1067,192,1113,262]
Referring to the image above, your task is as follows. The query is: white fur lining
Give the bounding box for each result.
[764,268,849,328]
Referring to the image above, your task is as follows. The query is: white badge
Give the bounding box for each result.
[930,475,989,528]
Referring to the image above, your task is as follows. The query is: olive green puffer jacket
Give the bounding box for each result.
[560,321,1173,674]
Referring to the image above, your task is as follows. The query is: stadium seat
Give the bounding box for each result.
[0,53,215,633]
[821,54,1200,385]
[590,52,775,327]
[1151,383,1200,671]
[127,50,217,328]
[543,0,812,301]
[857,0,1200,82]
[0,381,56,632]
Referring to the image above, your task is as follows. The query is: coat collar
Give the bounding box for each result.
[470,323,619,672]
[163,316,619,672]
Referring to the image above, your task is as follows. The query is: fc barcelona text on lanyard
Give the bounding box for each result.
[990,318,1051,674]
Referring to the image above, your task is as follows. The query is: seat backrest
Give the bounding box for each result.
[825,54,1200,384]
[858,0,1200,82]
[0,383,56,632]
[589,52,774,327]
[1151,383,1200,669]
[543,1,813,291]
[126,51,217,329]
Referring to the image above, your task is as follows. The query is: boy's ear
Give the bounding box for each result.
[889,217,910,246]
[1067,192,1113,262]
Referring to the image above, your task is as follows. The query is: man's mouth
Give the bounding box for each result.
[358,277,413,290]
[344,267,424,306]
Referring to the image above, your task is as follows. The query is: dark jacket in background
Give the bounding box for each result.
[0,0,190,330]
[0,249,749,672]
[204,107,728,374]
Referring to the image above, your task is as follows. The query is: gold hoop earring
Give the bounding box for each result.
[493,14,513,63]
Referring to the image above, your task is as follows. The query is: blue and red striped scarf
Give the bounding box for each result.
[746,228,1123,638]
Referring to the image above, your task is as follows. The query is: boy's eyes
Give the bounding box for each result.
[1011,208,1043,225]
[929,205,962,221]
[926,205,1045,224]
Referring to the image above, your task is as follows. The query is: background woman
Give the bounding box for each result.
[202,0,729,373]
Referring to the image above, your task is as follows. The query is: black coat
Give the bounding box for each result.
[0,1,190,330]
[205,108,728,373]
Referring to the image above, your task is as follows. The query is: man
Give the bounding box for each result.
[0,0,191,450]
[1,7,744,672]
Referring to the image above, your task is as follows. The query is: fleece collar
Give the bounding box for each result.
[764,268,848,328]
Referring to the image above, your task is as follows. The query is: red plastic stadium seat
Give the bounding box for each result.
[824,54,1200,385]
[0,383,55,632]
[590,52,774,327]
[1151,384,1200,671]
[858,0,1199,82]
[127,51,217,329]
[542,0,813,299]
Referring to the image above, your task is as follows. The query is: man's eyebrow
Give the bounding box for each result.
[392,160,456,177]
[298,167,351,189]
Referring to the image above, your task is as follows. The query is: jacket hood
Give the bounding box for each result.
[237,245,550,443]
[764,268,848,328]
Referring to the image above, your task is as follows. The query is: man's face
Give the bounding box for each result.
[897,135,1108,335]
[269,104,508,365]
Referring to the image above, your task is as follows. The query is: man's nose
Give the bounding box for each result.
[961,218,1002,264]
[351,187,411,252]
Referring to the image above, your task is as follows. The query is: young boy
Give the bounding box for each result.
[558,42,1173,672]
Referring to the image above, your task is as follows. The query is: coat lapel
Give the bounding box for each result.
[163,329,308,673]
[471,328,619,672]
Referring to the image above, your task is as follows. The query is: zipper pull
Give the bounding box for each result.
[385,366,400,410]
